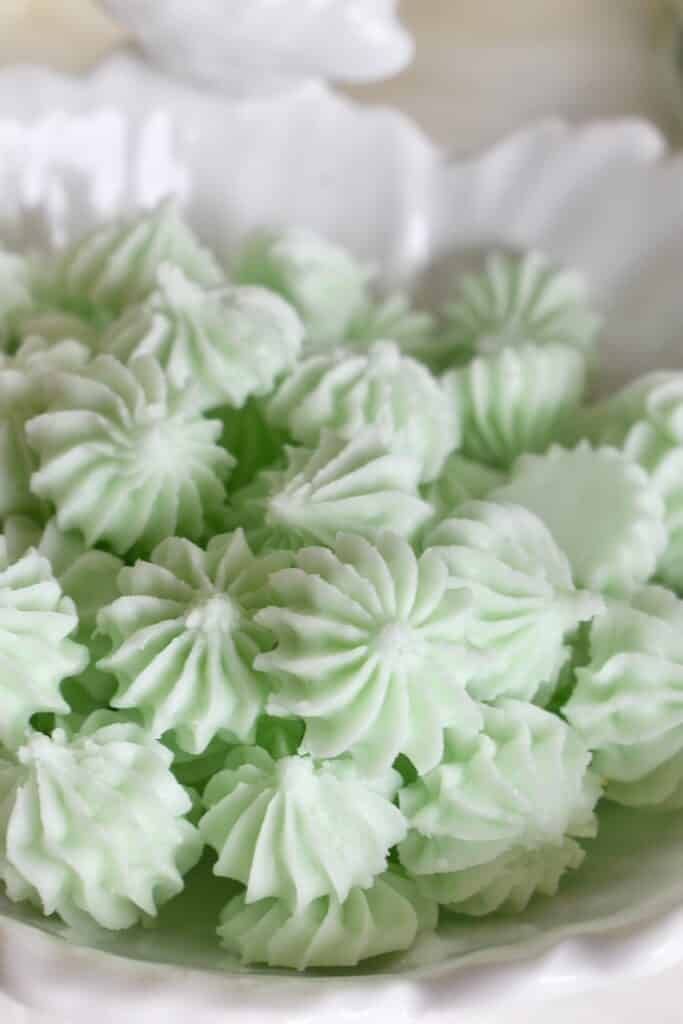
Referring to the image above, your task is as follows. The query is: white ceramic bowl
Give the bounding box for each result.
[2,53,683,1024]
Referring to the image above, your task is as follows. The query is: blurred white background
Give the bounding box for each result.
[0,2,682,1022]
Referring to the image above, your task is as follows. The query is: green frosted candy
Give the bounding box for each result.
[564,585,683,809]
[444,342,587,469]
[347,292,436,354]
[200,745,406,911]
[0,714,202,930]
[426,501,602,703]
[443,250,600,365]
[227,429,433,552]
[266,341,459,482]
[398,700,600,915]
[98,531,290,753]
[587,372,683,591]
[218,868,437,970]
[234,229,371,350]
[0,249,32,346]
[4,515,122,704]
[255,531,480,773]
[102,264,303,411]
[0,536,88,750]
[26,355,233,555]
[51,200,223,320]
[0,336,91,523]
[493,443,668,596]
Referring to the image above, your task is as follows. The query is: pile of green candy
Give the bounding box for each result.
[1,202,681,970]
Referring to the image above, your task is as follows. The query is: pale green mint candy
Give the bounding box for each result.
[227,429,434,552]
[426,501,602,703]
[398,700,601,916]
[0,537,88,750]
[0,714,201,930]
[493,442,668,596]
[0,336,91,523]
[4,515,122,704]
[51,200,223,320]
[422,453,506,521]
[266,341,459,482]
[234,229,371,350]
[98,531,291,754]
[102,265,303,411]
[347,292,436,357]
[564,585,683,809]
[0,249,32,346]
[26,355,233,555]
[218,868,437,970]
[587,372,683,591]
[199,745,406,911]
[444,342,587,469]
[255,531,481,774]
[443,250,600,364]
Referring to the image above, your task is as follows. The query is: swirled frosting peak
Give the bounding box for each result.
[98,531,290,753]
[0,537,88,750]
[0,336,91,522]
[564,585,683,808]
[103,265,303,411]
[444,342,587,469]
[199,745,406,910]
[229,429,433,552]
[234,229,371,349]
[588,371,683,590]
[493,443,667,596]
[266,340,459,482]
[52,200,223,319]
[255,531,481,773]
[0,714,201,929]
[0,248,32,344]
[444,251,600,362]
[218,868,437,970]
[399,700,600,915]
[26,355,233,555]
[426,501,603,702]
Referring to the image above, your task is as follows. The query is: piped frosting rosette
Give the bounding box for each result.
[423,453,505,521]
[255,531,481,773]
[564,585,683,808]
[398,700,601,915]
[218,867,437,970]
[0,248,32,345]
[199,745,406,910]
[26,355,233,555]
[443,342,586,469]
[266,340,458,482]
[102,265,303,411]
[98,531,290,753]
[4,515,122,704]
[227,429,433,552]
[0,336,91,522]
[51,200,223,320]
[426,501,602,703]
[234,229,372,350]
[443,250,600,365]
[587,372,683,591]
[0,712,201,929]
[493,443,668,596]
[0,535,88,750]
